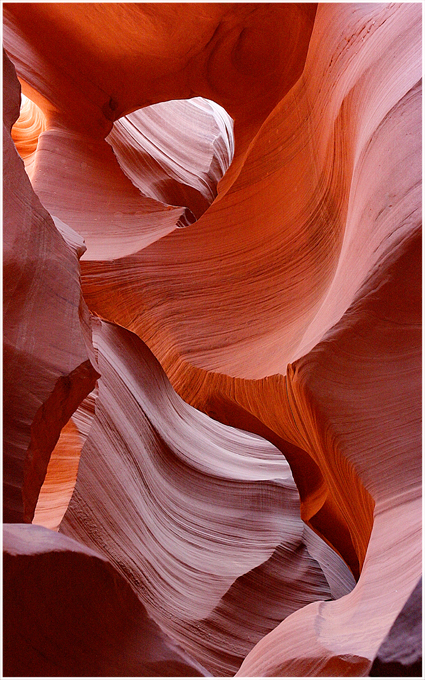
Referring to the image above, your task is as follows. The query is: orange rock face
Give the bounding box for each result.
[3,2,421,677]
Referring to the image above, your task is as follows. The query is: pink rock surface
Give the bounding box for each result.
[235,228,421,676]
[107,97,234,220]
[31,129,195,261]
[60,318,353,675]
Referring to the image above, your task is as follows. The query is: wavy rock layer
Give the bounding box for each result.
[3,523,206,677]
[79,4,420,379]
[72,2,420,581]
[235,227,421,676]
[60,319,353,675]
[75,5,420,651]
[11,94,46,158]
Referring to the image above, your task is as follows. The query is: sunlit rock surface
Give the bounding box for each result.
[3,2,421,677]
[10,93,45,180]
[32,387,97,531]
[107,97,234,220]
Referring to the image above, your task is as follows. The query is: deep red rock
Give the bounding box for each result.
[3,51,99,523]
[3,523,206,677]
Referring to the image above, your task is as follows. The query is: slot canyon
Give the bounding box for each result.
[3,2,422,677]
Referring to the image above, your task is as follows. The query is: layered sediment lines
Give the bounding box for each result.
[3,2,421,677]
[235,227,421,675]
[107,97,234,220]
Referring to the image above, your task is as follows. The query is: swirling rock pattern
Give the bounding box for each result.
[60,318,354,675]
[10,93,45,180]
[107,97,234,220]
[235,227,421,676]
[3,2,421,678]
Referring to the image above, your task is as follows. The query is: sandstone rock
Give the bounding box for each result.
[107,97,234,220]
[369,578,422,677]
[235,222,421,678]
[60,319,353,675]
[3,2,421,676]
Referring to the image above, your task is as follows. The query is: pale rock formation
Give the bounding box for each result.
[107,97,234,220]
[31,129,195,260]
[60,318,354,675]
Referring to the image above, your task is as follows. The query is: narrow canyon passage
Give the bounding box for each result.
[3,2,421,677]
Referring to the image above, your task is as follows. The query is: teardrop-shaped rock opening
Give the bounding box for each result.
[106,97,234,222]
[11,93,46,180]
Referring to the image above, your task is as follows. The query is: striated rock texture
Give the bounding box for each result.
[235,226,421,676]
[107,97,234,221]
[3,2,421,678]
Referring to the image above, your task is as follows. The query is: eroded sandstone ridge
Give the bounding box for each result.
[3,2,421,677]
